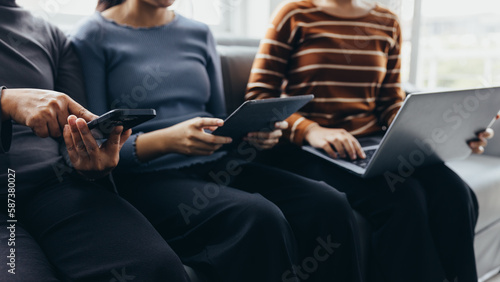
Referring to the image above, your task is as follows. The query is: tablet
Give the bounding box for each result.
[212,95,314,139]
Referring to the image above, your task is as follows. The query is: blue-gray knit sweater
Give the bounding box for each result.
[71,12,227,173]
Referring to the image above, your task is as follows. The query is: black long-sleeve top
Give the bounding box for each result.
[0,0,86,196]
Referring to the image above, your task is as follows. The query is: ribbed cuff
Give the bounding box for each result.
[118,132,144,168]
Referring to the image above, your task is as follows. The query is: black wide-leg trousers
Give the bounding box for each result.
[0,177,190,282]
[256,143,479,282]
[115,155,364,282]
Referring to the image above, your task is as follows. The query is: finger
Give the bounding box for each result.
[31,124,48,138]
[67,98,97,122]
[191,139,224,152]
[248,130,282,140]
[63,124,79,165]
[119,129,132,148]
[102,125,124,154]
[341,138,357,160]
[205,126,219,132]
[274,121,288,130]
[478,128,494,139]
[322,143,337,159]
[68,116,88,159]
[56,107,69,136]
[183,139,221,155]
[47,109,62,138]
[194,118,224,129]
[196,131,232,145]
[469,138,487,149]
[76,118,100,158]
[352,138,366,159]
[470,145,484,154]
[246,137,279,147]
[331,140,347,159]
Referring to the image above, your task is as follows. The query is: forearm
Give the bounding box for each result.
[1,88,11,121]
[135,129,172,163]
[0,87,13,153]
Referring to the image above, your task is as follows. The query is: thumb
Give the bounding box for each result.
[67,98,98,122]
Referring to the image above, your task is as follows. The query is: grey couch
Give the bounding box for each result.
[184,38,500,282]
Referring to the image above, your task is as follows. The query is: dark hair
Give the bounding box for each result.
[96,0,125,12]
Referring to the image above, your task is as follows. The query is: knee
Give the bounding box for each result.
[443,184,477,217]
[231,194,290,235]
[310,184,356,226]
[136,245,188,281]
[393,181,429,221]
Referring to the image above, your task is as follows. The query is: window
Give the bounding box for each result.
[415,0,500,90]
[15,0,500,91]
[16,0,95,32]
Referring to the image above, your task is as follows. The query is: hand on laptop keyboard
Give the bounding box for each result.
[345,149,377,168]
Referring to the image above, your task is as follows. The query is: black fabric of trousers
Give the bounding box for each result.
[255,143,479,282]
[115,154,364,282]
[0,177,190,282]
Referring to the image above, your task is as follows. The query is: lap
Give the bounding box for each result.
[0,213,59,282]
[17,177,186,281]
[256,143,474,227]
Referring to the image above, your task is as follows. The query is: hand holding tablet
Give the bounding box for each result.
[212,95,314,140]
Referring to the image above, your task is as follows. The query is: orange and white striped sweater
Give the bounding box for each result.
[246,0,405,145]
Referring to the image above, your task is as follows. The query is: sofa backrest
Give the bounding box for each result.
[216,37,260,113]
[217,45,259,113]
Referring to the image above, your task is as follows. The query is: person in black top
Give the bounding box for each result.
[0,1,190,281]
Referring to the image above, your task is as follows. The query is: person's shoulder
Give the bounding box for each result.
[370,3,400,25]
[270,0,315,27]
[174,13,214,42]
[175,13,210,33]
[71,12,106,41]
[276,0,315,14]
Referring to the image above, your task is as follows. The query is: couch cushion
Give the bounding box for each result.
[217,45,258,113]
[447,154,500,233]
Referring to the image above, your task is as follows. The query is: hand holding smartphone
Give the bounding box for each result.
[87,109,156,139]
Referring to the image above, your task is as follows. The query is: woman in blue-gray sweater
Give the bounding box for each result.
[71,0,365,281]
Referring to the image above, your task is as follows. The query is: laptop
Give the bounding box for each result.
[302,86,500,179]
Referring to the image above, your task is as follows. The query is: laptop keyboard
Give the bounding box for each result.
[347,149,376,168]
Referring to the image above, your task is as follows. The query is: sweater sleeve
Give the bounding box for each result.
[246,4,317,145]
[205,28,227,119]
[375,19,406,126]
[54,29,88,107]
[71,16,143,168]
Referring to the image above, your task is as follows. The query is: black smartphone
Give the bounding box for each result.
[87,109,156,139]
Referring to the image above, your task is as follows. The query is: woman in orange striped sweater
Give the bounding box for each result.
[247,0,493,281]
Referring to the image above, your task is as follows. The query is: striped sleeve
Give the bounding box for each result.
[246,3,317,145]
[375,19,405,126]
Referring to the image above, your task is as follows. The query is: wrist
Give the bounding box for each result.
[303,123,319,142]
